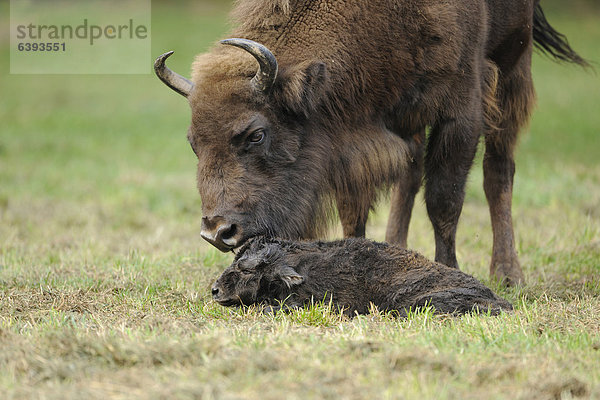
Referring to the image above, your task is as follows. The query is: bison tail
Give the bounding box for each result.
[533,4,590,68]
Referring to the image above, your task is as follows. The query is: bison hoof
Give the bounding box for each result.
[491,260,525,287]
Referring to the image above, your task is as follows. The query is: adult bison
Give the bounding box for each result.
[155,0,586,285]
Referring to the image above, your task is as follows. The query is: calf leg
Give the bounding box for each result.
[425,116,481,269]
[484,52,535,285]
[386,130,425,247]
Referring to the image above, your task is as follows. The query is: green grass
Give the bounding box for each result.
[1,1,599,398]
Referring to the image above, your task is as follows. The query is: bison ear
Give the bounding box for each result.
[274,61,328,117]
[278,266,305,288]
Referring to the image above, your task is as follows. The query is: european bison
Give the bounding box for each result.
[155,0,587,285]
[211,237,513,317]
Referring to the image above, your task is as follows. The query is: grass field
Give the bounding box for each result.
[1,1,599,398]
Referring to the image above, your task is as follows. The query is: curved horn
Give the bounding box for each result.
[154,51,194,98]
[220,38,279,94]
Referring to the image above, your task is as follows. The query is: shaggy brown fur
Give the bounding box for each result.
[212,237,513,317]
[161,0,586,285]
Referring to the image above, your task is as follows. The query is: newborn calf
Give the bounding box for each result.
[212,237,513,317]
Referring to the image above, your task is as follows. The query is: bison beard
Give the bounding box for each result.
[155,0,587,286]
[211,237,513,317]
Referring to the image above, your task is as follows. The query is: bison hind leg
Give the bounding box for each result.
[483,49,535,286]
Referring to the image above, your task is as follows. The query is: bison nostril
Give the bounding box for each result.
[215,223,241,248]
[201,216,244,251]
[211,287,219,296]
[220,224,237,241]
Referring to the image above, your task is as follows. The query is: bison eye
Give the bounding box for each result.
[248,129,265,145]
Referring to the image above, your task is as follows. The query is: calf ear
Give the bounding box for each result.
[238,242,279,269]
[278,266,305,288]
[274,61,328,117]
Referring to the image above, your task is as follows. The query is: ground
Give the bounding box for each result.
[0,0,599,398]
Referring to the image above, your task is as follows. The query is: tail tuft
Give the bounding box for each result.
[533,4,590,68]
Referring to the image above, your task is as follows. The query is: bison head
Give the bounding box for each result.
[211,237,304,307]
[155,39,330,252]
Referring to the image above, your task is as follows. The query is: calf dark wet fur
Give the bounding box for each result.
[212,237,512,317]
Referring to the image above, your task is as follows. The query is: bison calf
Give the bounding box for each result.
[212,237,512,317]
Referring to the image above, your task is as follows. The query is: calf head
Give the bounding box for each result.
[211,238,304,307]
[155,39,330,252]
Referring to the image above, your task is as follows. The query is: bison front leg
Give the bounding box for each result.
[335,188,375,238]
[386,130,425,247]
[425,117,481,269]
